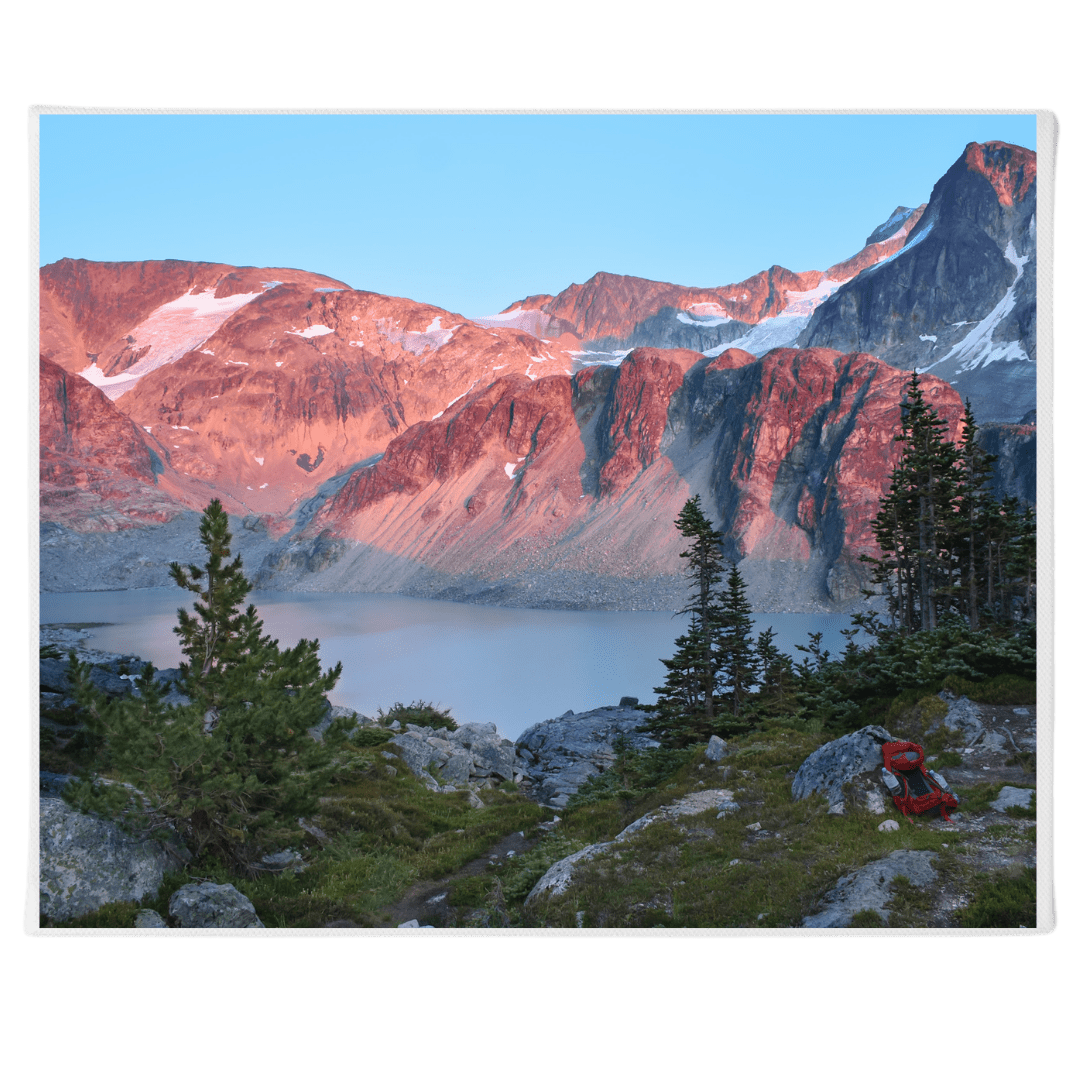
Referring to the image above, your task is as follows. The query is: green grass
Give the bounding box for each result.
[522,729,956,929]
[958,866,1036,927]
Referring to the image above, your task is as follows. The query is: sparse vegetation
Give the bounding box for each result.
[376,700,457,731]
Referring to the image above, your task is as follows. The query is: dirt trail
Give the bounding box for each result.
[381,829,541,927]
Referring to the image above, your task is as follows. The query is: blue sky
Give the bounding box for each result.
[39,113,1036,318]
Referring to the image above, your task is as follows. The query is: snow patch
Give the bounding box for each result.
[260,483,269,489]
[377,316,454,355]
[927,242,1031,373]
[142,426,152,433]
[473,308,552,338]
[171,425,192,431]
[779,278,845,317]
[286,324,334,338]
[570,348,634,369]
[76,286,263,399]
[254,456,264,466]
[431,380,478,421]
[504,462,520,479]
[275,362,284,367]
[225,360,248,366]
[261,281,283,289]
[200,349,214,355]
[919,334,938,343]
[676,310,733,328]
[703,315,808,358]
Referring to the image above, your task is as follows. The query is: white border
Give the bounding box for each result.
[23,105,1054,941]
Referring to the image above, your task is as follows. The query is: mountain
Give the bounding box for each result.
[38,140,1036,610]
[39,258,580,524]
[797,141,1036,422]
[255,346,966,611]
[487,206,926,359]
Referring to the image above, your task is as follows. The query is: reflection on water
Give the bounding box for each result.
[40,589,863,741]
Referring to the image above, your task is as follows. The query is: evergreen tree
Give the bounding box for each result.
[646,497,726,747]
[715,564,759,718]
[64,502,352,873]
[865,371,962,631]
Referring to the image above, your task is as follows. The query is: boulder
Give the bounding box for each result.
[878,819,900,833]
[791,725,897,813]
[990,786,1035,813]
[705,735,728,762]
[134,908,167,928]
[257,849,305,872]
[930,695,984,745]
[168,883,264,928]
[803,849,938,927]
[40,796,188,922]
[516,705,659,807]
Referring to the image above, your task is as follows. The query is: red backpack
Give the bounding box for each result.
[880,741,959,822]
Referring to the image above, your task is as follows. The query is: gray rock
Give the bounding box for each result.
[39,772,74,796]
[258,849,305,872]
[878,819,900,833]
[791,725,896,811]
[40,796,188,922]
[618,696,639,708]
[398,919,421,928]
[978,732,1008,754]
[389,722,522,789]
[1013,708,1030,716]
[516,705,659,806]
[865,788,888,815]
[990,786,1035,813]
[931,695,985,745]
[803,849,938,928]
[168,883,264,928]
[134,908,167,928]
[524,843,615,905]
[705,735,729,762]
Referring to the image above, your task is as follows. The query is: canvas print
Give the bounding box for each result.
[36,112,1041,930]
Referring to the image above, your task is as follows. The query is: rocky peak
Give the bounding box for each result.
[963,140,1037,207]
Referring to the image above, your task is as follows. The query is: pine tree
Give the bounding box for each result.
[65,502,351,873]
[865,371,962,631]
[953,401,999,629]
[715,564,759,718]
[646,497,726,747]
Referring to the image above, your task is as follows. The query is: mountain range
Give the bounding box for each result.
[38,140,1038,611]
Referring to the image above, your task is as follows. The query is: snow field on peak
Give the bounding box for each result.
[702,315,808,358]
[77,286,265,399]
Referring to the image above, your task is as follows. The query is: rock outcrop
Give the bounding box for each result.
[39,797,188,922]
[388,723,522,792]
[791,725,898,814]
[802,849,939,928]
[515,704,659,808]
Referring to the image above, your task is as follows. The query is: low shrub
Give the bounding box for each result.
[377,700,457,731]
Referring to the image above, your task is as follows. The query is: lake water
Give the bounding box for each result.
[39,589,860,741]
